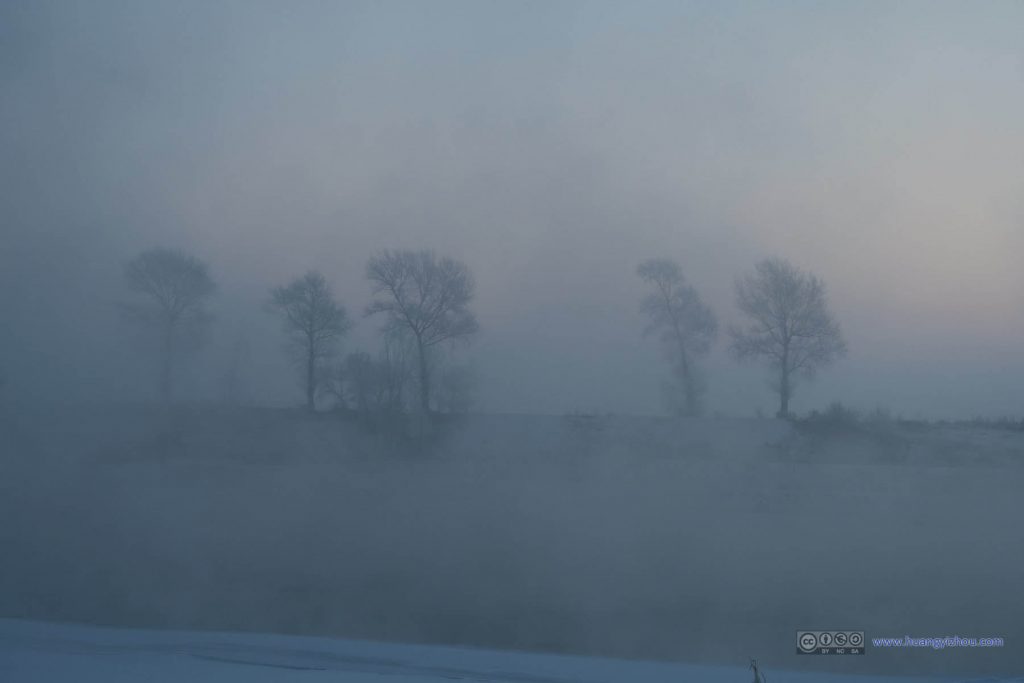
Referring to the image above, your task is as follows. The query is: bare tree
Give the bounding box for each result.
[336,351,374,418]
[269,271,351,412]
[366,332,412,418]
[333,336,411,427]
[637,258,717,416]
[750,659,765,683]
[318,361,349,412]
[319,329,413,434]
[365,249,478,414]
[729,257,847,417]
[121,248,216,403]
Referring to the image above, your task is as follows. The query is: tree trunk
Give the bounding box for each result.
[306,344,316,413]
[416,339,430,415]
[778,348,791,418]
[668,304,699,417]
[678,350,698,417]
[160,327,173,405]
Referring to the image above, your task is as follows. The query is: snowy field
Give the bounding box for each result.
[0,618,981,683]
[1,404,1022,679]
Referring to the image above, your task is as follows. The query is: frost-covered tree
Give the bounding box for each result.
[365,250,478,414]
[121,248,216,403]
[637,258,717,416]
[729,258,847,417]
[269,271,350,412]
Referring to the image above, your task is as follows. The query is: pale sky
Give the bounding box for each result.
[3,1,1024,417]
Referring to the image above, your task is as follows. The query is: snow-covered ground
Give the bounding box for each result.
[2,405,1022,678]
[0,618,971,683]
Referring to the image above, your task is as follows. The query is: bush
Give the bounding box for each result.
[962,416,1024,432]
[795,401,862,435]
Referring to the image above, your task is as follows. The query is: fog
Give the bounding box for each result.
[2,2,1024,681]
[4,1,1024,415]
[3,403,1023,678]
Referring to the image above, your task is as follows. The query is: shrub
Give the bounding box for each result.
[795,401,862,435]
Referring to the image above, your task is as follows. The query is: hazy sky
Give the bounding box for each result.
[3,1,1024,417]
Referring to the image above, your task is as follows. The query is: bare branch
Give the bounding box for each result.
[365,250,478,414]
[728,257,846,416]
[268,270,351,412]
[637,258,718,416]
[120,248,216,403]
